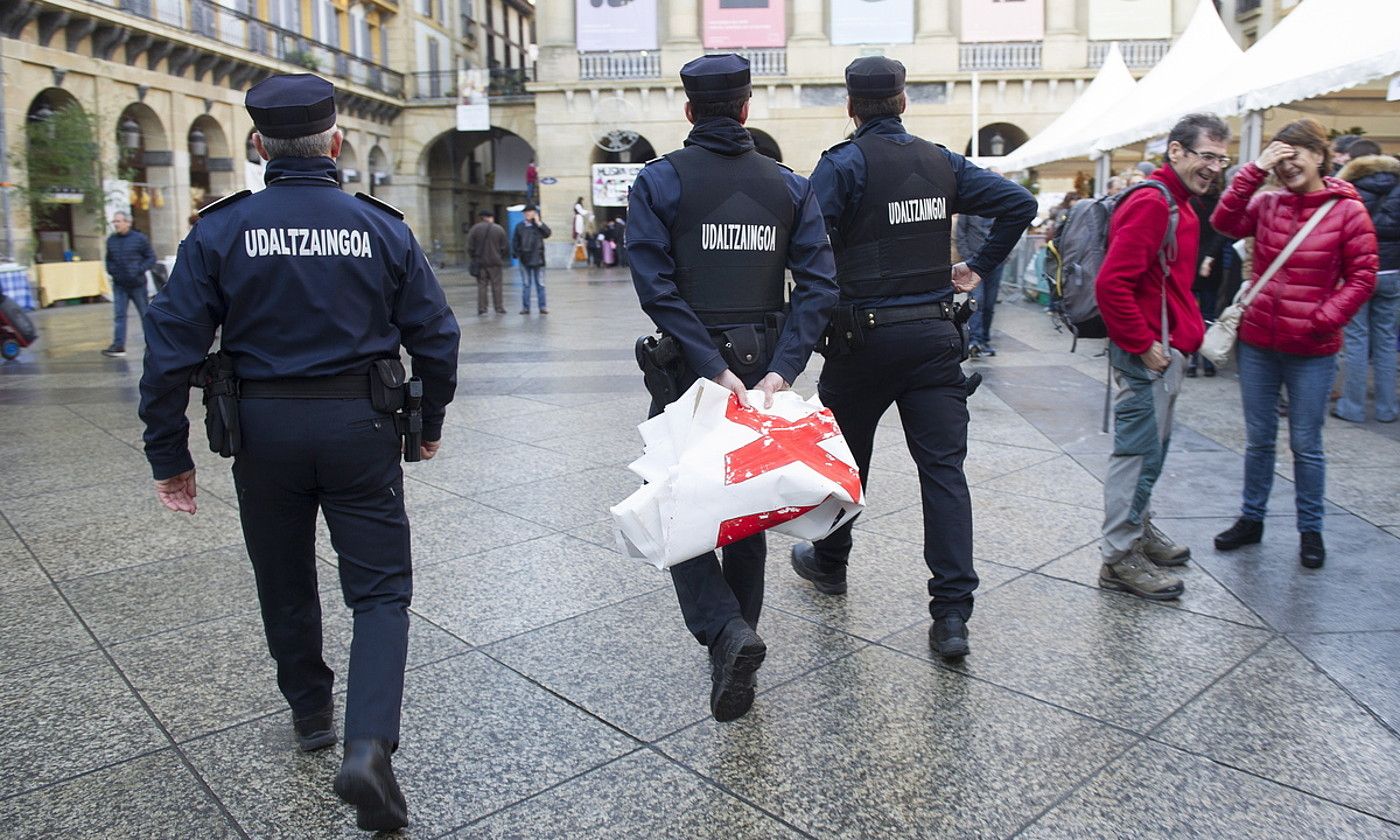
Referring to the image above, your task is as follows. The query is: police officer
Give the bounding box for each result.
[789,58,1036,660]
[138,74,460,833]
[626,55,838,722]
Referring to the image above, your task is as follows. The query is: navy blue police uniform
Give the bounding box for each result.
[626,55,838,720]
[138,75,460,797]
[791,57,1036,657]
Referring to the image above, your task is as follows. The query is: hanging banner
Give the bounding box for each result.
[576,0,658,52]
[1087,0,1170,41]
[959,0,1044,43]
[703,0,786,49]
[830,0,913,45]
[592,163,645,207]
[456,69,489,132]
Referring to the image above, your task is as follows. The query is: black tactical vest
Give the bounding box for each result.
[834,134,956,299]
[664,145,791,324]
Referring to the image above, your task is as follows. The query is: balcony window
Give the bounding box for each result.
[958,41,1042,71]
[579,51,662,81]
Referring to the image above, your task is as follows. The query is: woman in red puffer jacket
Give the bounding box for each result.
[1210,118,1377,571]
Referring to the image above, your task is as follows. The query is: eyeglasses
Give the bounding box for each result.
[1183,147,1231,169]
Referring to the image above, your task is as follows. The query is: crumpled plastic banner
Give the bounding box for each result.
[611,378,865,569]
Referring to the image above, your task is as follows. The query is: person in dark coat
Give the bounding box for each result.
[1187,182,1231,377]
[102,211,157,357]
[1336,143,1400,423]
[466,209,509,314]
[511,204,551,313]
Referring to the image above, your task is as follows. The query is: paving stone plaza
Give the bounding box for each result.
[1,267,1398,838]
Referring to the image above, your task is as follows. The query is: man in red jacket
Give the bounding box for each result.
[1095,113,1229,600]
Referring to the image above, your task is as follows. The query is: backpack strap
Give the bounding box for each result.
[1112,180,1179,354]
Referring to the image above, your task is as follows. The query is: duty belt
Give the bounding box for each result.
[239,373,370,399]
[694,309,780,327]
[858,301,957,329]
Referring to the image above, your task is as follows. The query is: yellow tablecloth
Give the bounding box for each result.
[36,262,110,307]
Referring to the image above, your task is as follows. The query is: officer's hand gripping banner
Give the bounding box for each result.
[611,379,865,569]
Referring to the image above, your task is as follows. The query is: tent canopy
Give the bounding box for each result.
[1091,0,1243,153]
[997,43,1137,171]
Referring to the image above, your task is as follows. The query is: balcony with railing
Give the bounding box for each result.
[579,51,662,81]
[1088,39,1171,68]
[958,41,1042,71]
[1236,0,1262,14]
[408,66,535,100]
[107,0,403,96]
[705,48,785,76]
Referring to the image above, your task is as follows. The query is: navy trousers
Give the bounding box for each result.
[814,317,978,620]
[233,397,411,745]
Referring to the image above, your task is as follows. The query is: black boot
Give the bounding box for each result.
[292,705,336,752]
[708,618,767,723]
[1214,517,1264,551]
[334,739,408,832]
[928,613,970,660]
[790,543,847,595]
[1300,531,1325,569]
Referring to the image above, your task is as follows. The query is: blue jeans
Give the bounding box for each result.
[1238,341,1337,532]
[967,263,1003,345]
[1336,269,1400,423]
[112,282,149,347]
[519,265,546,310]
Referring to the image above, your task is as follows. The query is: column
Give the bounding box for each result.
[664,0,700,76]
[536,0,577,84]
[1045,0,1077,32]
[791,0,825,41]
[916,0,949,38]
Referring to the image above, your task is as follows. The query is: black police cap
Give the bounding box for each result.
[245,73,337,139]
[680,54,752,104]
[845,57,906,99]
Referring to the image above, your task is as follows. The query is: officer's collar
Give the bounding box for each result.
[682,117,755,156]
[854,114,905,138]
[264,156,341,185]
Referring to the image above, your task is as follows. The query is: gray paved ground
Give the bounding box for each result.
[1,266,1398,838]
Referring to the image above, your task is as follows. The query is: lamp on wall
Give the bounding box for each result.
[989,131,1006,157]
[188,127,209,159]
[120,117,143,153]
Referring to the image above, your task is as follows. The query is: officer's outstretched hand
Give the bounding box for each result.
[155,469,198,515]
[711,369,750,408]
[420,440,442,460]
[952,262,983,294]
[756,372,791,410]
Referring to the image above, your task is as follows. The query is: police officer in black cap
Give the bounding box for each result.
[626,54,838,722]
[138,73,460,832]
[788,57,1036,659]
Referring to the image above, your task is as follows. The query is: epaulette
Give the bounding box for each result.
[197,190,251,217]
[774,160,794,173]
[355,192,404,219]
[821,139,854,158]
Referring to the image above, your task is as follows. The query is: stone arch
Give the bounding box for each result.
[748,128,782,162]
[418,126,537,265]
[189,114,235,211]
[589,130,656,224]
[118,103,177,255]
[25,89,100,261]
[367,144,390,196]
[338,137,361,191]
[964,122,1031,159]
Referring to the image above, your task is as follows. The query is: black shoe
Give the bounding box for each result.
[1214,517,1264,551]
[1300,531,1325,569]
[334,739,408,832]
[1185,366,1198,378]
[708,619,767,723]
[928,613,970,660]
[293,705,337,752]
[790,543,847,595]
[101,345,126,358]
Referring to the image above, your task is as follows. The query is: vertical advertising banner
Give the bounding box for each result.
[1087,0,1170,41]
[959,0,1045,43]
[830,0,914,45]
[456,69,490,132]
[703,0,786,48]
[576,0,659,52]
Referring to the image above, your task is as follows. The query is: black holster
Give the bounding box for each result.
[396,378,424,463]
[819,304,865,358]
[369,358,407,413]
[713,311,784,377]
[636,334,684,407]
[190,351,240,458]
[954,298,977,362]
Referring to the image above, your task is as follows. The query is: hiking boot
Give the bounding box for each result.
[789,543,847,595]
[1140,518,1190,566]
[708,619,766,723]
[1300,531,1325,569]
[1098,549,1184,601]
[101,345,126,358]
[1214,517,1264,551]
[928,613,970,660]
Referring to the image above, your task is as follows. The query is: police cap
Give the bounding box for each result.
[844,57,906,99]
[245,73,337,139]
[680,54,752,103]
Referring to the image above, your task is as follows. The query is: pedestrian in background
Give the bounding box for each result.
[1335,139,1400,423]
[1211,119,1377,569]
[466,209,509,314]
[102,210,157,358]
[1187,173,1228,377]
[955,169,1013,358]
[1095,113,1230,601]
[512,203,551,314]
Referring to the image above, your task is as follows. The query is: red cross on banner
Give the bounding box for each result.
[714,396,863,548]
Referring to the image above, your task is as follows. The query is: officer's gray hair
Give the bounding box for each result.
[259,126,338,159]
